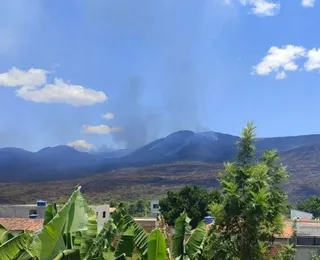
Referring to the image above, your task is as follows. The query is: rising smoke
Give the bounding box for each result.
[82,0,219,148]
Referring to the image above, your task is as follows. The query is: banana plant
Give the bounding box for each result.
[171,213,207,260]
[0,186,134,260]
[0,187,207,260]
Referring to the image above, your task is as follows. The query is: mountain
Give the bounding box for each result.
[1,130,320,203]
[2,130,320,185]
[0,146,104,181]
[119,130,239,166]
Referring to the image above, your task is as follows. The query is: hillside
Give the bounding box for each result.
[1,130,320,203]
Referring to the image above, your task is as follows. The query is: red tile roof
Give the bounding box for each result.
[0,218,44,232]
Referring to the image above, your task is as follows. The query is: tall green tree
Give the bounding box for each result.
[159,185,220,229]
[204,122,289,260]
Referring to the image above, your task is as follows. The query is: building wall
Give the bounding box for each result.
[0,205,46,218]
[150,200,160,217]
[134,218,157,232]
[295,246,320,260]
[90,205,110,232]
[0,204,110,232]
[291,210,313,220]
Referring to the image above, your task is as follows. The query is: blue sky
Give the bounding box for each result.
[0,0,320,151]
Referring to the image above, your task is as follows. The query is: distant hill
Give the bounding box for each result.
[0,145,104,181]
[1,130,320,203]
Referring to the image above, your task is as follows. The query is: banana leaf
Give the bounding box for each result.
[122,214,149,258]
[28,186,83,260]
[53,249,81,260]
[172,213,191,259]
[147,228,167,260]
[185,221,206,260]
[0,232,31,260]
[115,226,134,257]
[44,203,58,225]
[103,252,126,260]
[74,208,98,258]
[83,220,117,260]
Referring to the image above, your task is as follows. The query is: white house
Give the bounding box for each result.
[150,200,160,217]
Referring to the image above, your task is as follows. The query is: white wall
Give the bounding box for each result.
[150,200,160,217]
[291,209,313,220]
[0,205,46,218]
[295,246,320,260]
[90,205,110,232]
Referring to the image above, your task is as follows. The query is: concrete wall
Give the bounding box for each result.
[295,246,320,260]
[0,205,46,218]
[150,200,160,217]
[134,218,157,232]
[90,205,110,232]
[291,210,313,220]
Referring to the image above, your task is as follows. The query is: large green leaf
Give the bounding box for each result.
[65,188,88,234]
[115,226,134,257]
[172,213,191,259]
[0,224,14,245]
[44,203,58,225]
[53,249,81,260]
[147,229,167,260]
[74,208,98,258]
[83,220,117,260]
[122,214,149,258]
[103,252,126,260]
[0,232,31,260]
[185,221,206,260]
[28,186,82,260]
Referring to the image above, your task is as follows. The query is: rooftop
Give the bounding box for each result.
[0,218,44,232]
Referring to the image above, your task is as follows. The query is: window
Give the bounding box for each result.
[29,209,38,215]
[29,209,38,219]
[153,204,159,209]
[103,211,106,218]
[96,212,98,217]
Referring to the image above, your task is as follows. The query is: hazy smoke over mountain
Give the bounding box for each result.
[108,77,163,149]
[81,0,221,148]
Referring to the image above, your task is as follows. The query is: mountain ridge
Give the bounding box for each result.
[1,130,320,184]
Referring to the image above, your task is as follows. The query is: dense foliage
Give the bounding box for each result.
[159,185,220,228]
[297,196,320,218]
[204,122,290,260]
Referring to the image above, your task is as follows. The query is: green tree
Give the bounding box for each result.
[204,122,290,260]
[159,185,220,229]
[297,196,320,218]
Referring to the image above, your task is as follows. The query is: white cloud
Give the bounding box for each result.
[275,71,287,80]
[103,112,114,120]
[67,140,96,151]
[0,67,107,106]
[302,0,316,7]
[81,124,121,134]
[0,67,47,87]
[253,45,306,79]
[239,0,280,16]
[304,48,320,71]
[16,78,107,106]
